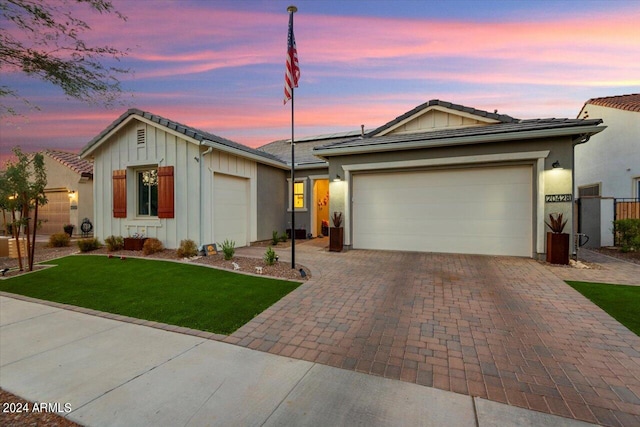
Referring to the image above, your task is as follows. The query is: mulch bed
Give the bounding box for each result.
[1,242,310,281]
[594,247,640,265]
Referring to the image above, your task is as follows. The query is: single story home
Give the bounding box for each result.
[40,150,94,235]
[80,100,604,258]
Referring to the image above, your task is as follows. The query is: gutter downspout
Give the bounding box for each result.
[572,133,591,259]
[199,145,214,250]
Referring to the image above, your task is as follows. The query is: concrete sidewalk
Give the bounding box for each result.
[0,296,594,426]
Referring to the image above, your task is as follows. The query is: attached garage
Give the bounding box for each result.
[38,190,71,235]
[352,166,532,257]
[213,173,249,247]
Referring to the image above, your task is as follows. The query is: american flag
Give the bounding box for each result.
[284,11,300,104]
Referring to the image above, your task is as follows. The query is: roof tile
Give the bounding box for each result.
[44,150,93,177]
[585,93,640,113]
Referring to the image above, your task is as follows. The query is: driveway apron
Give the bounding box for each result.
[228,241,640,426]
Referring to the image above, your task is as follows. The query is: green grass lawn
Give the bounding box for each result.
[567,281,640,336]
[0,255,300,334]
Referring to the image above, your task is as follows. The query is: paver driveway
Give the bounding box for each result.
[227,241,640,426]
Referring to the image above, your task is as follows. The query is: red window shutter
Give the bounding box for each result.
[112,170,127,218]
[157,166,174,219]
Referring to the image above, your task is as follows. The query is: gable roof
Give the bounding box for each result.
[314,117,604,157]
[258,129,369,167]
[581,94,640,114]
[79,108,286,168]
[369,99,519,137]
[44,149,93,178]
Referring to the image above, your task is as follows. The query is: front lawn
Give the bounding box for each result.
[0,255,300,334]
[567,281,640,336]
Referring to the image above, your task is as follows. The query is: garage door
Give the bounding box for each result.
[214,173,248,247]
[353,166,532,257]
[38,191,70,235]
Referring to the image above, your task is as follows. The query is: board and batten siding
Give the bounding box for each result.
[92,118,258,249]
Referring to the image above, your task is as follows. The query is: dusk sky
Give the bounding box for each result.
[1,0,639,163]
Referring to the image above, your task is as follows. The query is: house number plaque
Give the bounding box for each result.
[545,194,573,203]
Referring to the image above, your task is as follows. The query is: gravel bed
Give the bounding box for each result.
[0,389,81,427]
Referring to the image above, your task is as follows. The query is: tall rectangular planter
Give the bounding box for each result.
[546,232,569,265]
[329,227,343,252]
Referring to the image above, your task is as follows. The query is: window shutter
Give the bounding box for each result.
[157,166,174,218]
[112,170,127,218]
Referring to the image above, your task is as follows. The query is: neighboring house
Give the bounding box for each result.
[575,94,640,247]
[79,109,288,250]
[314,100,603,257]
[81,100,604,259]
[40,150,93,235]
[576,94,640,199]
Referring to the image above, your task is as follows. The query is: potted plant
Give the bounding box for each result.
[329,211,343,252]
[546,213,569,265]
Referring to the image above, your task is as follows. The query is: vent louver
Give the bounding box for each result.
[137,128,146,145]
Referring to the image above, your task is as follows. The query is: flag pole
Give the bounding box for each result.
[287,5,297,269]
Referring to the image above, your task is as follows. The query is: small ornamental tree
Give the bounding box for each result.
[1,147,47,271]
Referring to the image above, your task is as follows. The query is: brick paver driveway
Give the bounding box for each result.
[227,241,640,426]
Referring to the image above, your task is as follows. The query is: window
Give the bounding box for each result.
[137,169,158,216]
[288,178,307,211]
[578,184,600,198]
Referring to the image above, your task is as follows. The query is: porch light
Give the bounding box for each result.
[333,174,341,182]
[68,190,76,198]
[552,161,563,169]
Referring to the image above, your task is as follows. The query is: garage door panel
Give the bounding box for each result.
[213,174,248,247]
[353,166,532,257]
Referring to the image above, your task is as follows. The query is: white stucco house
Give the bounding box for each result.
[576,94,640,199]
[81,100,605,259]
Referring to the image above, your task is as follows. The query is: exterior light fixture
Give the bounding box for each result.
[68,190,76,198]
[333,174,341,182]
[552,161,562,169]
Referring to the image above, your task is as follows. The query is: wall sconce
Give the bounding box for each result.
[333,174,341,182]
[552,161,563,169]
[68,190,76,199]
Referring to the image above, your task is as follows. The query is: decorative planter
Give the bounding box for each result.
[329,227,343,252]
[321,224,329,236]
[124,237,148,251]
[546,232,569,265]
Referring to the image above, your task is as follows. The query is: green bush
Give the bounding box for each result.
[105,235,124,252]
[48,232,70,247]
[77,238,102,252]
[177,239,198,258]
[143,238,164,255]
[279,232,288,243]
[271,230,280,246]
[264,246,277,266]
[614,219,640,252]
[220,239,235,260]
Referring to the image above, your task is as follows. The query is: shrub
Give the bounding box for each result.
[264,246,277,266]
[77,238,102,252]
[177,239,198,258]
[220,239,235,260]
[271,230,280,246]
[143,238,164,255]
[49,232,70,247]
[614,219,640,252]
[545,213,567,233]
[105,235,124,252]
[279,232,288,242]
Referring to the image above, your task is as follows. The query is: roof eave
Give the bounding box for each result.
[314,124,605,157]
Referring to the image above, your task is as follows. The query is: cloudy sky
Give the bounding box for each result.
[1,0,638,163]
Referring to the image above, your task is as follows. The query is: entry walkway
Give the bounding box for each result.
[229,241,640,426]
[0,296,591,426]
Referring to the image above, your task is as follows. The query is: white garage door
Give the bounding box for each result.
[214,173,248,248]
[353,166,532,257]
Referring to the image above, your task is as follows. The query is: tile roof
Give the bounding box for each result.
[258,129,370,166]
[80,108,284,165]
[314,118,604,154]
[44,150,93,177]
[369,99,519,136]
[583,94,640,113]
